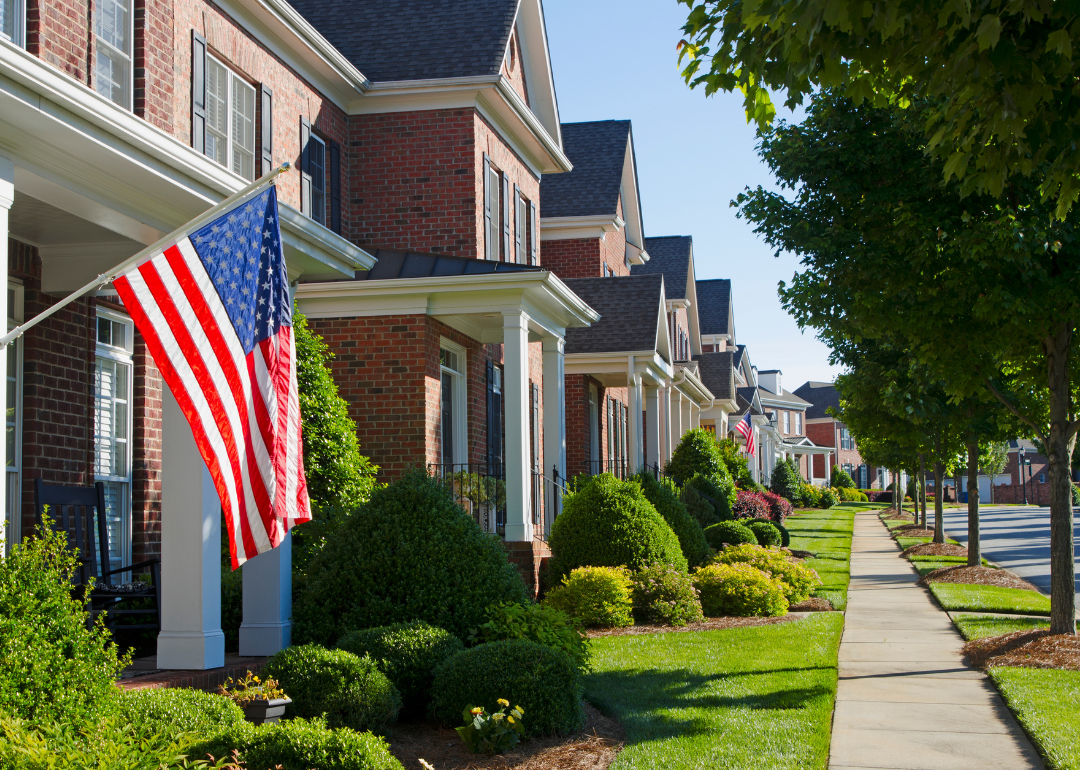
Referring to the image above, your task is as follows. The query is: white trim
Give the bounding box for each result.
[540,214,623,241]
[4,279,21,554]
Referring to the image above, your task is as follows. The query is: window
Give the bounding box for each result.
[1,0,24,46]
[1039,472,1046,483]
[95,0,133,108]
[783,411,790,434]
[839,427,854,450]
[4,282,22,555]
[515,190,527,264]
[795,413,802,435]
[588,384,599,474]
[483,157,502,261]
[205,57,256,180]
[857,464,868,489]
[440,342,466,467]
[94,311,133,575]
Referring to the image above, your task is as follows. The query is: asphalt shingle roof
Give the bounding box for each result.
[356,249,540,280]
[793,381,842,420]
[633,236,691,300]
[540,121,630,219]
[285,0,518,82]
[563,275,663,356]
[696,279,731,336]
[693,351,734,401]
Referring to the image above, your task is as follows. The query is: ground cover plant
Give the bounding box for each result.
[929,584,1052,615]
[585,612,844,769]
[953,614,1051,642]
[785,506,857,610]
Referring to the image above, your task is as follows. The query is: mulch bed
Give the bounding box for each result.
[789,597,834,612]
[893,527,936,538]
[902,542,968,558]
[917,565,1038,591]
[964,630,1080,671]
[388,703,623,770]
[585,615,794,638]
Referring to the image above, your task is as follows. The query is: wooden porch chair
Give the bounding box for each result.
[33,478,161,634]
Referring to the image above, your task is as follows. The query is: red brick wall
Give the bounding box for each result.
[501,29,529,107]
[134,0,175,132]
[540,239,602,280]
[562,379,628,478]
[475,112,541,262]
[26,0,91,84]
[806,419,868,482]
[131,327,162,562]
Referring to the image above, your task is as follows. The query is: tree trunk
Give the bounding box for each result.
[895,469,902,514]
[934,456,946,544]
[967,440,981,567]
[919,453,928,528]
[1045,321,1077,636]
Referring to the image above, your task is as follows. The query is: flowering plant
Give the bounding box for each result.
[456,699,525,754]
[216,671,288,707]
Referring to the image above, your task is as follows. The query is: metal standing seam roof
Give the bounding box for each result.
[696,279,732,336]
[633,236,692,300]
[284,0,519,82]
[539,120,630,219]
[354,249,542,280]
[793,381,842,420]
[562,275,665,356]
[693,351,734,401]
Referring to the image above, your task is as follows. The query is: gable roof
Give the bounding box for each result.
[355,248,541,280]
[634,236,691,300]
[696,279,732,337]
[759,388,812,408]
[693,351,734,401]
[562,275,666,357]
[540,121,629,218]
[793,381,842,420]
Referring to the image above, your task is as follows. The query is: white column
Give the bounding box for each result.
[158,388,225,669]
[669,389,682,455]
[627,373,643,472]
[0,156,11,550]
[681,397,692,437]
[659,385,673,464]
[644,384,660,472]
[542,335,565,534]
[691,405,701,430]
[503,312,531,542]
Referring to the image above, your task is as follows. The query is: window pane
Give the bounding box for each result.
[1,0,13,43]
[310,137,326,225]
[97,316,111,345]
[94,48,129,107]
[231,75,255,180]
[101,481,126,573]
[95,0,127,51]
[206,59,228,167]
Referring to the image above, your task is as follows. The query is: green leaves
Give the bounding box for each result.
[1046,29,1072,59]
[976,15,1002,51]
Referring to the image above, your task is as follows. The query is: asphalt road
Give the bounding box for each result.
[939,504,1080,604]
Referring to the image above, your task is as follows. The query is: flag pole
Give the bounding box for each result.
[0,162,292,350]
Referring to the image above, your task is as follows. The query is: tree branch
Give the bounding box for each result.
[982,377,1047,443]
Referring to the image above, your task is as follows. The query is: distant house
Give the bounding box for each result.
[795,381,880,488]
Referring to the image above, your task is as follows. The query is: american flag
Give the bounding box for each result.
[736,412,755,457]
[114,187,310,568]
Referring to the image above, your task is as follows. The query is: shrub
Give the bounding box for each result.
[293,469,529,645]
[746,520,783,547]
[703,520,757,549]
[1072,484,1080,506]
[732,489,771,520]
[692,563,788,617]
[629,563,704,626]
[819,488,840,508]
[680,484,719,528]
[773,521,791,547]
[717,437,755,487]
[263,645,401,733]
[543,567,634,629]
[193,717,402,770]
[799,484,822,509]
[469,602,589,674]
[432,640,584,737]
[548,474,687,581]
[336,621,463,714]
[115,687,245,737]
[830,467,855,489]
[712,544,822,604]
[760,490,793,522]
[684,472,735,521]
[665,428,730,485]
[838,487,868,502]
[0,519,127,727]
[769,459,804,503]
[635,472,710,567]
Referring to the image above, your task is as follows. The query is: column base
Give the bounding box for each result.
[239,621,292,657]
[502,540,552,599]
[157,630,225,670]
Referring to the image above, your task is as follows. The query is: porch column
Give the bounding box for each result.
[644,385,660,472]
[681,397,692,437]
[669,390,682,456]
[691,405,701,430]
[503,311,531,542]
[628,373,643,472]
[158,387,225,670]
[0,156,11,548]
[659,385,672,465]
[542,335,565,534]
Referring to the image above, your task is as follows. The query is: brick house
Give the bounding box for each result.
[795,380,880,488]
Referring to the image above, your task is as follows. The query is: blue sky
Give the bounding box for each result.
[544,0,842,391]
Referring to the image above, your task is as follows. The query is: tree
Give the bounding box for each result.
[979,442,1011,505]
[830,466,855,489]
[677,0,1080,216]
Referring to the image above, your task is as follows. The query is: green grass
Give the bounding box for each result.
[952,613,1050,641]
[895,535,961,550]
[929,583,1051,615]
[586,613,845,770]
[990,668,1080,770]
[909,557,992,577]
[786,507,856,610]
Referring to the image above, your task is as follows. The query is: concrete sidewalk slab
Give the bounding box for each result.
[836,676,1002,705]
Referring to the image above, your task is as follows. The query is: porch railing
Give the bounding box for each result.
[581,458,632,480]
[429,463,506,536]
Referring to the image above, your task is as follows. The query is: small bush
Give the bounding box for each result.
[665,428,731,485]
[818,488,839,508]
[680,484,719,528]
[773,521,791,547]
[732,489,771,520]
[469,602,589,674]
[760,490,793,522]
[1072,484,1080,506]
[432,640,584,737]
[838,487,869,502]
[692,563,788,617]
[799,484,822,508]
[548,474,687,581]
[684,472,735,521]
[712,544,822,604]
[116,687,245,737]
[336,621,463,714]
[263,645,401,733]
[635,472,710,567]
[717,437,755,487]
[543,567,634,629]
[629,564,704,627]
[770,460,804,503]
[830,468,855,489]
[746,520,783,547]
[703,520,757,549]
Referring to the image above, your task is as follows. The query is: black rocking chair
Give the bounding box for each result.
[34,478,161,634]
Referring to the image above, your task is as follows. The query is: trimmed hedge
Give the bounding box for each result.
[336,621,463,715]
[263,645,401,733]
[712,544,822,604]
[630,563,704,626]
[830,468,855,489]
[680,484,719,528]
[773,521,791,547]
[665,428,731,485]
[116,688,245,737]
[543,566,634,629]
[746,520,782,547]
[432,640,584,737]
[293,469,529,645]
[469,602,589,675]
[838,487,869,502]
[548,474,687,581]
[703,520,757,549]
[692,563,788,617]
[635,472,710,567]
[684,473,735,521]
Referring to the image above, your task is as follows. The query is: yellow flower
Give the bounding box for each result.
[515,705,525,714]
[492,713,504,720]
[497,698,509,707]
[470,707,483,715]
[507,716,515,724]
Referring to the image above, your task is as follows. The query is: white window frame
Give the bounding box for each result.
[308,133,327,226]
[439,338,467,467]
[485,163,501,261]
[93,0,134,109]
[94,309,134,574]
[4,281,22,555]
[205,55,257,181]
[795,412,802,435]
[783,411,790,434]
[1,0,25,47]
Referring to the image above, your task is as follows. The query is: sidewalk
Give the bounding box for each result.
[828,510,1043,770]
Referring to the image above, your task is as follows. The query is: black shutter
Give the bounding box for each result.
[514,184,523,264]
[300,118,312,218]
[501,172,511,262]
[330,139,342,234]
[191,31,207,153]
[528,199,537,265]
[482,154,493,260]
[260,85,273,176]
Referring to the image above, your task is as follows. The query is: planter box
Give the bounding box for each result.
[242,697,291,725]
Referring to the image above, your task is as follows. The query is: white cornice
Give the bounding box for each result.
[666,298,691,311]
[539,214,623,242]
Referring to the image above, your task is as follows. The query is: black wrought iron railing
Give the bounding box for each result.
[581,458,632,480]
[429,463,506,536]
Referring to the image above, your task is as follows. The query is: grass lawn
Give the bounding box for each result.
[991,668,1080,770]
[787,507,857,610]
[952,613,1050,641]
[928,583,1051,615]
[895,535,962,550]
[908,557,992,576]
[586,613,845,770]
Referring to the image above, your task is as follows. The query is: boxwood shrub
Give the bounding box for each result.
[746,520,783,547]
[431,640,584,737]
[772,520,791,547]
[830,468,855,489]
[543,566,634,629]
[703,520,757,549]
[469,602,589,675]
[630,563,703,627]
[336,621,463,715]
[115,687,245,737]
[684,472,735,521]
[712,544,822,604]
[548,474,687,581]
[263,645,401,733]
[679,484,719,528]
[635,472,710,567]
[692,563,788,617]
[665,428,730,485]
[293,469,528,645]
